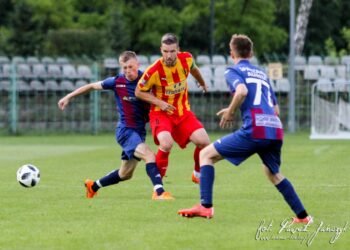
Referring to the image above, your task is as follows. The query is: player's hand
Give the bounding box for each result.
[217,108,234,128]
[58,97,70,110]
[159,101,176,114]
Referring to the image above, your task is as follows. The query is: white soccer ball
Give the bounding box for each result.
[17,164,40,188]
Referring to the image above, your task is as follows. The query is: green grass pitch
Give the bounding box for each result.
[1,133,349,250]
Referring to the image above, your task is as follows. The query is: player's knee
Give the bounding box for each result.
[159,141,173,152]
[144,151,156,163]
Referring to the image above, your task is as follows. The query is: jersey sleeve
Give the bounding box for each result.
[137,68,157,91]
[224,68,245,93]
[101,77,116,90]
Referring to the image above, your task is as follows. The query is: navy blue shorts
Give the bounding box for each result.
[213,131,283,174]
[116,126,146,161]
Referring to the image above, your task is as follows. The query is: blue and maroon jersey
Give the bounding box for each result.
[102,70,149,130]
[224,60,283,140]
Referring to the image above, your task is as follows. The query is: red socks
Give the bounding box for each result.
[156,149,170,177]
[194,146,201,173]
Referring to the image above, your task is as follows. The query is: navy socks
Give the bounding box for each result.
[276,178,307,218]
[146,162,165,195]
[200,165,215,207]
[92,169,122,192]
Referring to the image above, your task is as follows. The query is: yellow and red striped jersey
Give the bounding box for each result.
[138,52,194,116]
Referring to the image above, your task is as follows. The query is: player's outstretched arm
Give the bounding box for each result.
[58,82,102,110]
[190,66,208,93]
[135,87,176,114]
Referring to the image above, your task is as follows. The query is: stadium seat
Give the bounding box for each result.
[1,64,11,79]
[336,65,347,79]
[211,55,226,65]
[29,80,45,91]
[340,55,350,65]
[315,78,334,92]
[250,56,259,66]
[77,65,93,80]
[324,56,339,65]
[11,56,25,64]
[212,66,228,92]
[333,78,348,92]
[75,79,88,88]
[26,56,40,65]
[303,66,319,80]
[41,56,55,65]
[17,80,30,91]
[56,57,70,65]
[196,55,211,65]
[103,58,118,69]
[294,55,307,70]
[0,56,10,64]
[60,80,75,91]
[308,55,323,66]
[149,55,161,63]
[62,64,79,80]
[44,80,59,91]
[187,74,201,93]
[198,65,213,85]
[16,64,33,80]
[320,66,336,79]
[32,64,48,80]
[47,64,62,79]
[0,80,10,91]
[274,78,290,92]
[138,55,149,65]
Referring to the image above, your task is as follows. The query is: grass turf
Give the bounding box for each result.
[0,133,349,250]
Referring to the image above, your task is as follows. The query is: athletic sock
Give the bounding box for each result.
[275,178,307,217]
[93,169,122,192]
[193,146,201,174]
[156,149,170,177]
[146,162,165,195]
[200,165,215,207]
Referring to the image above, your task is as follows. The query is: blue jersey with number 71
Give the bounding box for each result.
[224,60,283,140]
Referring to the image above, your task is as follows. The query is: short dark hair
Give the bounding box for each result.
[119,51,137,64]
[161,33,178,46]
[230,34,253,58]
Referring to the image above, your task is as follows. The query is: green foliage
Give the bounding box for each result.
[341,27,350,52]
[215,0,287,56]
[108,7,131,54]
[45,29,107,58]
[324,37,337,57]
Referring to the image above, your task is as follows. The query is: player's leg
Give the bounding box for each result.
[189,128,211,183]
[259,140,312,224]
[85,159,136,199]
[177,143,221,218]
[134,143,174,200]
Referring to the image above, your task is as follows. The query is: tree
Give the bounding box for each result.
[294,0,313,55]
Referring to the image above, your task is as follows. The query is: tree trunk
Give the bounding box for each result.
[294,0,313,55]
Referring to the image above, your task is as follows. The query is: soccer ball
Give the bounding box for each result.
[17,164,40,188]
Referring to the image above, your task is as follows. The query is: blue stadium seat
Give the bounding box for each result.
[77,65,93,80]
[44,80,59,91]
[316,78,334,92]
[274,78,290,92]
[32,64,48,80]
[138,55,149,65]
[320,66,336,79]
[29,80,45,91]
[47,64,62,79]
[0,64,11,79]
[60,80,75,91]
[211,55,226,65]
[41,56,55,65]
[103,58,118,69]
[0,80,10,91]
[187,74,201,93]
[304,66,319,80]
[324,56,339,66]
[336,65,347,79]
[26,56,40,65]
[11,56,25,64]
[149,55,161,63]
[308,56,323,66]
[212,65,227,92]
[0,56,10,64]
[196,55,211,65]
[62,64,79,80]
[56,57,70,65]
[294,55,307,70]
[17,64,33,80]
[75,79,88,88]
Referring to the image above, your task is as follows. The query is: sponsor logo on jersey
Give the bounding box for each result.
[255,114,282,128]
[123,96,137,102]
[164,81,187,95]
[116,84,126,88]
